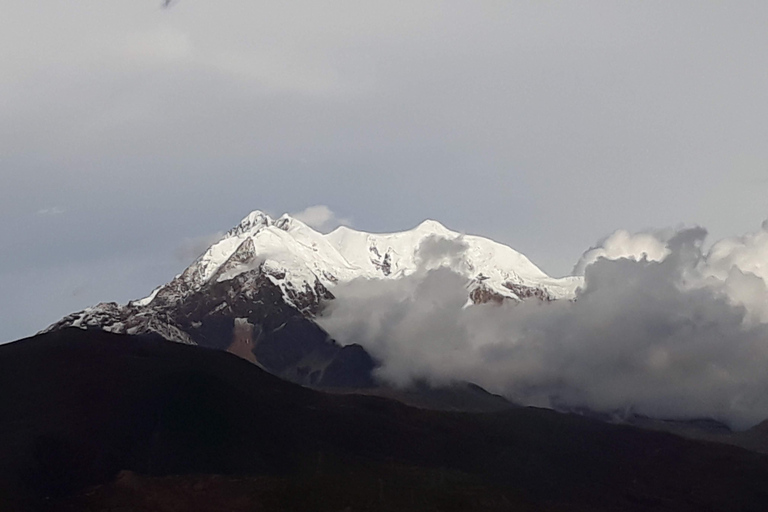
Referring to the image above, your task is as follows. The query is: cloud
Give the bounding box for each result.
[36,207,65,216]
[318,222,768,429]
[572,228,674,275]
[291,205,351,233]
[415,234,470,271]
[575,222,768,324]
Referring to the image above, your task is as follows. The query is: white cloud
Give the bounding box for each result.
[415,234,470,272]
[574,222,768,325]
[291,205,351,232]
[36,207,65,216]
[319,221,768,430]
[572,228,673,275]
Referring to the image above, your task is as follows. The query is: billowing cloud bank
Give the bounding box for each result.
[318,221,768,429]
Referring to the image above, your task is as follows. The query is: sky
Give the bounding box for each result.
[1,1,768,343]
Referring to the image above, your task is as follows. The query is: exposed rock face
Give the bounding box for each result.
[503,281,555,301]
[227,318,259,364]
[369,244,393,276]
[468,278,555,305]
[43,262,374,389]
[469,285,506,305]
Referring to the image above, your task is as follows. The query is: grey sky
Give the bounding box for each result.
[1,1,767,342]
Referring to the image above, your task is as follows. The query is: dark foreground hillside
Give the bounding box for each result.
[1,329,768,511]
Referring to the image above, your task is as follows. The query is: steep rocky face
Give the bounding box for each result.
[43,262,373,389]
[42,210,578,389]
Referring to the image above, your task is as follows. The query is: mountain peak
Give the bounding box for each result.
[414,219,451,233]
[273,213,312,232]
[227,210,273,237]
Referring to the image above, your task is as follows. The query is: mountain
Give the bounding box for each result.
[3,329,768,512]
[42,211,580,390]
[622,414,768,456]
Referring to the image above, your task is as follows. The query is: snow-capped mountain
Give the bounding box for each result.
[141,210,580,310]
[43,210,581,387]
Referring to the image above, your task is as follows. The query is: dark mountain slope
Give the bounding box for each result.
[2,329,768,511]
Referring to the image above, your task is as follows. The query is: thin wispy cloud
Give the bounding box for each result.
[292,205,352,233]
[36,207,65,216]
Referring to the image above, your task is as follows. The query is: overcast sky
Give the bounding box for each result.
[1,1,767,343]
